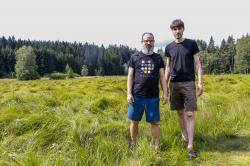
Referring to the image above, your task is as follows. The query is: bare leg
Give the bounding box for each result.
[130,121,139,144]
[151,122,160,149]
[186,111,195,149]
[177,110,188,142]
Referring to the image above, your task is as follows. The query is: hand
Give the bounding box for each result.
[127,94,134,104]
[162,93,168,105]
[197,82,203,96]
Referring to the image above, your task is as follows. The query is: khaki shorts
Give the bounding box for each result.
[170,81,197,111]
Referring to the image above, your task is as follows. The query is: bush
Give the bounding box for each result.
[74,73,81,77]
[49,72,67,80]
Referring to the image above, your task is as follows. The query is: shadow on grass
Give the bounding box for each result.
[195,133,250,152]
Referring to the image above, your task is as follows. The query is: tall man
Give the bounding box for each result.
[165,19,203,158]
[127,32,168,150]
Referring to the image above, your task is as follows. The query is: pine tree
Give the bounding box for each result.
[65,63,70,73]
[207,36,216,53]
[196,39,207,51]
[0,54,6,78]
[66,64,74,79]
[81,65,88,76]
[235,35,250,73]
[226,35,236,73]
[219,39,227,73]
[96,45,105,76]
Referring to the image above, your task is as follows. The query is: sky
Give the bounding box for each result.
[0,0,249,49]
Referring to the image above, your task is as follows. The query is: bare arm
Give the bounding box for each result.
[127,67,134,103]
[194,53,203,96]
[159,68,168,104]
[165,57,171,85]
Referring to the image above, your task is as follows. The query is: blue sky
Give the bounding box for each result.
[0,0,249,49]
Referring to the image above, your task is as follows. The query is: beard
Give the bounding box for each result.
[142,45,154,55]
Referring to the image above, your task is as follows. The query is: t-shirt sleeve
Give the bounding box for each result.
[159,56,165,69]
[192,41,199,55]
[164,46,171,57]
[128,55,135,68]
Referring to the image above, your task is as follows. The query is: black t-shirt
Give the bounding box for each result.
[165,39,199,82]
[128,51,165,98]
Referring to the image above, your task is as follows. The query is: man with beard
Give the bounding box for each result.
[165,19,203,158]
[127,32,168,150]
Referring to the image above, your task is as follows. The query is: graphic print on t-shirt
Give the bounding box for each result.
[140,60,155,77]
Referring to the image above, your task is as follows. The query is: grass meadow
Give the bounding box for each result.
[0,75,250,165]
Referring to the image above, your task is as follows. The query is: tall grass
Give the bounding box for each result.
[0,75,249,165]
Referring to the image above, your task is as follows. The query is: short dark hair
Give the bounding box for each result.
[141,32,154,41]
[170,19,185,29]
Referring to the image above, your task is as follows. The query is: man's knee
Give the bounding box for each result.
[186,111,194,118]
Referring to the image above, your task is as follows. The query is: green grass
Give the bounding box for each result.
[0,75,250,165]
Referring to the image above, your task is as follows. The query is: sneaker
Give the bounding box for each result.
[188,149,197,158]
[150,140,160,152]
[129,142,136,151]
[151,144,160,152]
[128,142,136,156]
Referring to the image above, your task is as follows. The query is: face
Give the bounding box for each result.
[172,26,184,40]
[141,33,154,53]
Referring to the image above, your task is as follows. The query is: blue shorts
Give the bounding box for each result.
[128,96,160,123]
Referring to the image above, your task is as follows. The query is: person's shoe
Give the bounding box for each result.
[150,140,160,152]
[128,142,136,156]
[129,142,136,151]
[188,149,197,158]
[152,144,160,152]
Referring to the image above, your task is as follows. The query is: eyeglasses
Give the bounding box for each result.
[172,27,183,31]
[142,40,155,43]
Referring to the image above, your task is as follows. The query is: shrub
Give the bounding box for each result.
[74,73,81,77]
[49,72,66,80]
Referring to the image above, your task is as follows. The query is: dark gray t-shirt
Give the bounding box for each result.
[165,39,199,82]
[128,51,165,98]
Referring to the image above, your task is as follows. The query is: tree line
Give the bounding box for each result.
[157,34,250,74]
[197,35,250,74]
[0,36,136,78]
[0,34,250,79]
